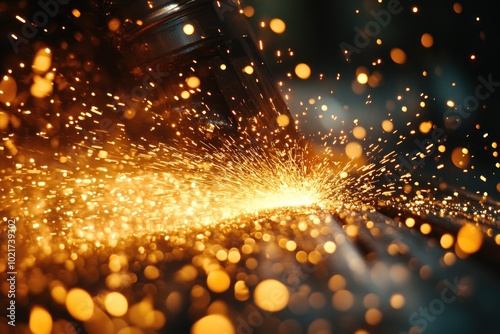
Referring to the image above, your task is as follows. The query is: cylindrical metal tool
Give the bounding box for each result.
[102,0,299,147]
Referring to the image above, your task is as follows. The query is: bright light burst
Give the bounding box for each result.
[3,139,377,245]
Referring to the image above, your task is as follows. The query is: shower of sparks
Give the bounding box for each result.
[2,138,379,246]
[1,1,500,334]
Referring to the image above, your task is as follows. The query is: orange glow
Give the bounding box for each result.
[357,73,368,85]
[243,6,255,17]
[419,121,433,134]
[332,289,354,311]
[192,314,234,334]
[451,147,470,169]
[345,142,363,159]
[390,294,405,309]
[382,120,394,132]
[352,126,366,139]
[390,48,407,64]
[295,63,311,79]
[66,288,94,321]
[186,76,201,88]
[29,306,52,334]
[207,270,230,293]
[108,18,121,32]
[104,292,128,317]
[453,2,463,13]
[254,279,289,312]
[421,33,434,48]
[457,223,483,254]
[440,234,454,249]
[270,18,286,34]
[183,23,195,35]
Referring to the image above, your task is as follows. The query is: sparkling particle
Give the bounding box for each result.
[183,23,195,35]
[65,288,94,321]
[345,142,363,159]
[270,18,286,34]
[105,292,128,317]
[207,270,231,293]
[243,65,254,75]
[357,73,368,85]
[108,18,121,32]
[457,223,483,254]
[33,48,52,74]
[451,147,470,169]
[186,76,201,88]
[352,126,366,140]
[243,6,255,17]
[29,306,53,334]
[192,314,234,334]
[390,48,407,64]
[254,279,290,312]
[332,289,354,311]
[295,63,311,79]
[277,114,291,127]
[382,120,394,132]
[324,241,336,254]
[389,294,405,309]
[421,33,434,48]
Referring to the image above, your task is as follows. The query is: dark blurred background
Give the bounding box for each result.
[1,0,499,200]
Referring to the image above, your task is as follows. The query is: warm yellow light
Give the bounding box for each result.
[457,223,483,254]
[276,114,290,127]
[243,6,255,17]
[270,18,286,34]
[105,292,128,317]
[405,217,415,228]
[183,23,195,35]
[295,63,311,79]
[29,306,52,334]
[33,48,52,74]
[440,233,454,249]
[345,142,363,159]
[419,121,432,134]
[332,289,354,311]
[234,280,250,301]
[192,314,235,334]
[421,33,434,48]
[50,285,67,304]
[451,147,470,169]
[108,18,121,32]
[0,75,17,104]
[328,274,346,292]
[420,223,432,234]
[30,75,53,98]
[389,293,405,309]
[207,270,230,293]
[227,249,241,264]
[254,279,289,312]
[186,76,201,89]
[66,288,94,321]
[352,126,366,139]
[72,9,81,18]
[390,48,407,64]
[365,308,383,325]
[357,73,368,85]
[243,65,254,75]
[382,120,394,132]
[324,241,336,254]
